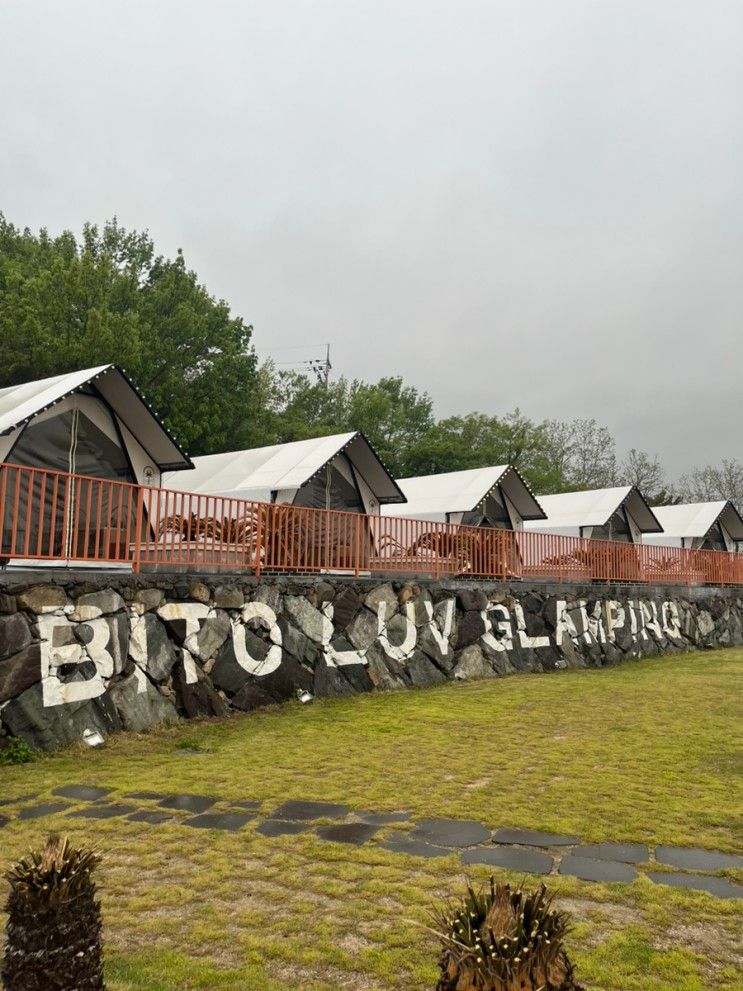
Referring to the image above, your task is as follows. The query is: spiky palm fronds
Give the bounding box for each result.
[2,834,104,991]
[433,879,584,991]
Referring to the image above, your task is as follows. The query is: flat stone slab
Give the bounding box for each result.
[654,845,743,873]
[647,871,743,900]
[573,843,648,864]
[18,802,70,820]
[126,810,174,825]
[461,846,553,875]
[52,785,113,802]
[492,827,580,848]
[411,817,492,848]
[316,822,379,845]
[380,834,453,859]
[0,814,8,829]
[124,791,167,800]
[256,819,311,837]
[69,804,138,819]
[270,800,350,821]
[559,854,638,883]
[183,811,254,831]
[158,794,218,814]
[357,811,411,825]
[0,794,37,807]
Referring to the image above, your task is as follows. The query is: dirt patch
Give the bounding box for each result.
[558,897,640,927]
[271,961,387,990]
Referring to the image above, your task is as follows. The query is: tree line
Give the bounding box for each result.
[1,215,739,505]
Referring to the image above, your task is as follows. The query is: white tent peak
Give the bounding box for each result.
[0,365,192,470]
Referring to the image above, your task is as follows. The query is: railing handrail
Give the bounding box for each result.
[2,460,743,586]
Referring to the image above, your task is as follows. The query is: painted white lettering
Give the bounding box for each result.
[377,601,416,661]
[481,603,513,652]
[513,603,550,649]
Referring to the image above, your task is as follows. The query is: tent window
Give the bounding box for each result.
[592,508,632,542]
[293,456,364,513]
[9,405,134,482]
[702,522,726,552]
[2,400,136,559]
[461,488,512,529]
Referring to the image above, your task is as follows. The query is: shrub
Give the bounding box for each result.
[0,738,35,766]
[432,878,584,991]
[2,834,105,990]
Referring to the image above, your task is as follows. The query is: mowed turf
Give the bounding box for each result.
[1,649,741,990]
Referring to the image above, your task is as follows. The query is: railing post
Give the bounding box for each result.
[132,485,145,574]
[254,502,263,576]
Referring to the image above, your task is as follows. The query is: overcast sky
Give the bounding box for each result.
[1,0,742,476]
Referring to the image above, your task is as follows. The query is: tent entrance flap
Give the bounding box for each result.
[2,395,137,560]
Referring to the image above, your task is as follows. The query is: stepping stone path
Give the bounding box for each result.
[647,871,743,901]
[410,817,492,848]
[357,811,410,824]
[127,810,174,825]
[183,811,254,831]
[52,785,113,802]
[572,843,648,864]
[492,827,580,847]
[316,822,379,845]
[654,845,743,872]
[18,802,70,820]
[158,794,218,814]
[270,800,349,820]
[69,804,138,819]
[461,846,553,875]
[559,854,638,884]
[256,819,311,837]
[2,783,740,901]
[380,834,453,859]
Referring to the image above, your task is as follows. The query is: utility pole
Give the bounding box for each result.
[324,343,332,386]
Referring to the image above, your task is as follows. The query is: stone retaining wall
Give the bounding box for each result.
[1,573,741,751]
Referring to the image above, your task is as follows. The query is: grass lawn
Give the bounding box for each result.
[1,648,741,990]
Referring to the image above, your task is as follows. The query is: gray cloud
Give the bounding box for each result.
[1,0,742,476]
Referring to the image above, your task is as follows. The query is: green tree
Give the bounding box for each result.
[0,215,258,456]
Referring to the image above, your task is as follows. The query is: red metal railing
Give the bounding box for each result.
[3,461,743,586]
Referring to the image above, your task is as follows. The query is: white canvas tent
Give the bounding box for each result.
[382,465,546,529]
[0,365,192,485]
[165,432,405,514]
[0,365,191,564]
[523,486,662,542]
[644,502,743,552]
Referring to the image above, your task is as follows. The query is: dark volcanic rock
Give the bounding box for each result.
[0,613,32,661]
[455,611,487,649]
[109,671,178,732]
[0,643,41,703]
[172,659,228,719]
[1,682,122,751]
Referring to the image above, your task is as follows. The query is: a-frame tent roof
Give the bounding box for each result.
[0,365,192,471]
[382,465,546,522]
[646,501,743,542]
[168,432,406,505]
[523,485,663,534]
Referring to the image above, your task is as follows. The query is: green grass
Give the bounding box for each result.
[1,649,741,990]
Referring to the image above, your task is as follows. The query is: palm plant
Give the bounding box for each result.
[2,834,104,990]
[433,879,584,991]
